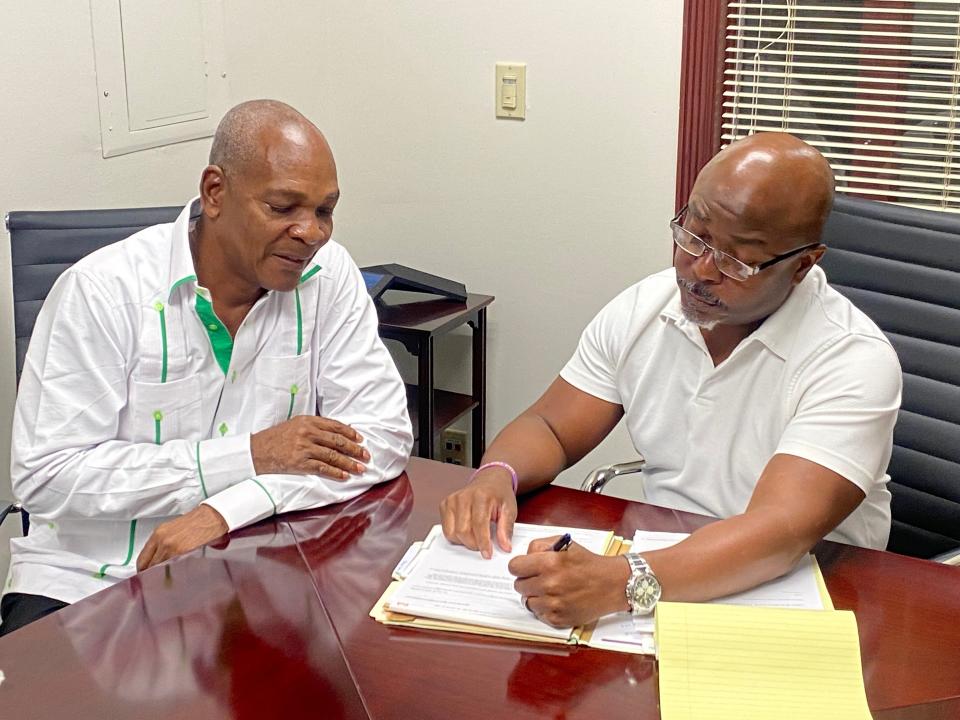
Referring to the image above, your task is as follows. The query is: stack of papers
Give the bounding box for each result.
[374,523,617,644]
[372,525,833,655]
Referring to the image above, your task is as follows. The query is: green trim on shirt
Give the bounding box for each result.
[293,266,320,354]
[154,302,168,383]
[168,274,198,300]
[196,442,209,499]
[299,265,321,284]
[295,287,303,355]
[286,384,299,420]
[95,519,138,579]
[249,478,277,515]
[194,293,233,374]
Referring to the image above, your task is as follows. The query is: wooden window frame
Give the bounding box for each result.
[675,0,729,212]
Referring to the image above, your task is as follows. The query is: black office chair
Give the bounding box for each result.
[2,206,182,535]
[819,194,960,559]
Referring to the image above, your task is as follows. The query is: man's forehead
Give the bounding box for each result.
[261,128,330,165]
[688,191,763,225]
[238,126,335,186]
[687,194,786,247]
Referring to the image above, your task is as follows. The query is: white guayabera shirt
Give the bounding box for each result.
[5,200,413,605]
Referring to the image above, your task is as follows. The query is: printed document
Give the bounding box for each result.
[385,523,614,639]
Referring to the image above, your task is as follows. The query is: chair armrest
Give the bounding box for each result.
[1,502,22,527]
[932,547,960,565]
[580,457,646,494]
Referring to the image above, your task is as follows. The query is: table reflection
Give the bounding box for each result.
[55,519,359,716]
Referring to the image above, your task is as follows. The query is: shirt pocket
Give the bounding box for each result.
[129,375,202,444]
[254,354,314,429]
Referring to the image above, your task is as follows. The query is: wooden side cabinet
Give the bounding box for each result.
[375,293,494,465]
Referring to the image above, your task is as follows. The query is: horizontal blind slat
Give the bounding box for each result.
[729,14,960,29]
[820,153,958,170]
[833,175,960,191]
[726,58,959,77]
[721,132,957,158]
[724,69,958,89]
[722,115,958,141]
[724,79,956,100]
[722,101,954,124]
[729,48,958,64]
[829,164,960,181]
[729,3,960,16]
[728,24,960,40]
[723,91,951,112]
[726,35,957,52]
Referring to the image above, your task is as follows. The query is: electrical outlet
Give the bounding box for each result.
[441,429,468,466]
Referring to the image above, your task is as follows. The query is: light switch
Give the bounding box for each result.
[502,78,517,109]
[496,63,526,119]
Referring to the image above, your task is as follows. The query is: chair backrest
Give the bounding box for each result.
[819,195,960,558]
[6,206,182,382]
[6,206,181,537]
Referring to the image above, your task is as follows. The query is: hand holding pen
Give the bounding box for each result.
[509,531,632,628]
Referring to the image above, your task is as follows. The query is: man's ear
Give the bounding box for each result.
[199,165,226,220]
[792,245,826,286]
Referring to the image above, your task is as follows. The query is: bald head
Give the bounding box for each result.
[209,99,330,175]
[693,133,835,246]
[195,100,340,298]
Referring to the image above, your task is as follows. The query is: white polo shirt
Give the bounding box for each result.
[5,200,413,605]
[561,266,901,549]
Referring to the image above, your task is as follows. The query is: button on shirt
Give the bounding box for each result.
[6,199,413,604]
[561,267,901,549]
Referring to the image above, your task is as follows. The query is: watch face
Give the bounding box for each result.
[633,574,661,613]
[625,554,662,616]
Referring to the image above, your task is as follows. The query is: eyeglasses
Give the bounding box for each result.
[670,205,820,282]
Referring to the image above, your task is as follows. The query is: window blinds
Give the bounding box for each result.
[723,0,960,212]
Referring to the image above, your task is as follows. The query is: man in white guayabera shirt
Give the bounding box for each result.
[2,100,413,635]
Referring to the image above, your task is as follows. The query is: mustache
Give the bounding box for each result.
[677,277,725,308]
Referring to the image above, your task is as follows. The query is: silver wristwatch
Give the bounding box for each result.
[624,553,662,616]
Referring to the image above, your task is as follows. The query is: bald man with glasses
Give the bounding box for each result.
[440,133,901,629]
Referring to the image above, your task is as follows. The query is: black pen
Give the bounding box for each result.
[552,533,572,552]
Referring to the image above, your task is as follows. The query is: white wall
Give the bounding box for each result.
[0,2,682,570]
[306,1,682,492]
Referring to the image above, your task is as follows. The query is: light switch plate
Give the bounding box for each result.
[496,62,526,119]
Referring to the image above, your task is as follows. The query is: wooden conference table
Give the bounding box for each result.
[2,458,959,719]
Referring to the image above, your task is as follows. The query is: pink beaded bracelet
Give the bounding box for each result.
[470,461,518,494]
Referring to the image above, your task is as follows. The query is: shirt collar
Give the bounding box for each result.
[165,197,325,302]
[166,199,201,301]
[748,265,823,360]
[657,265,824,360]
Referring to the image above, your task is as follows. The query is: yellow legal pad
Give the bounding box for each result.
[655,602,871,720]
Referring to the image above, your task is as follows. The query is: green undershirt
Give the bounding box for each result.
[194,291,233,374]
